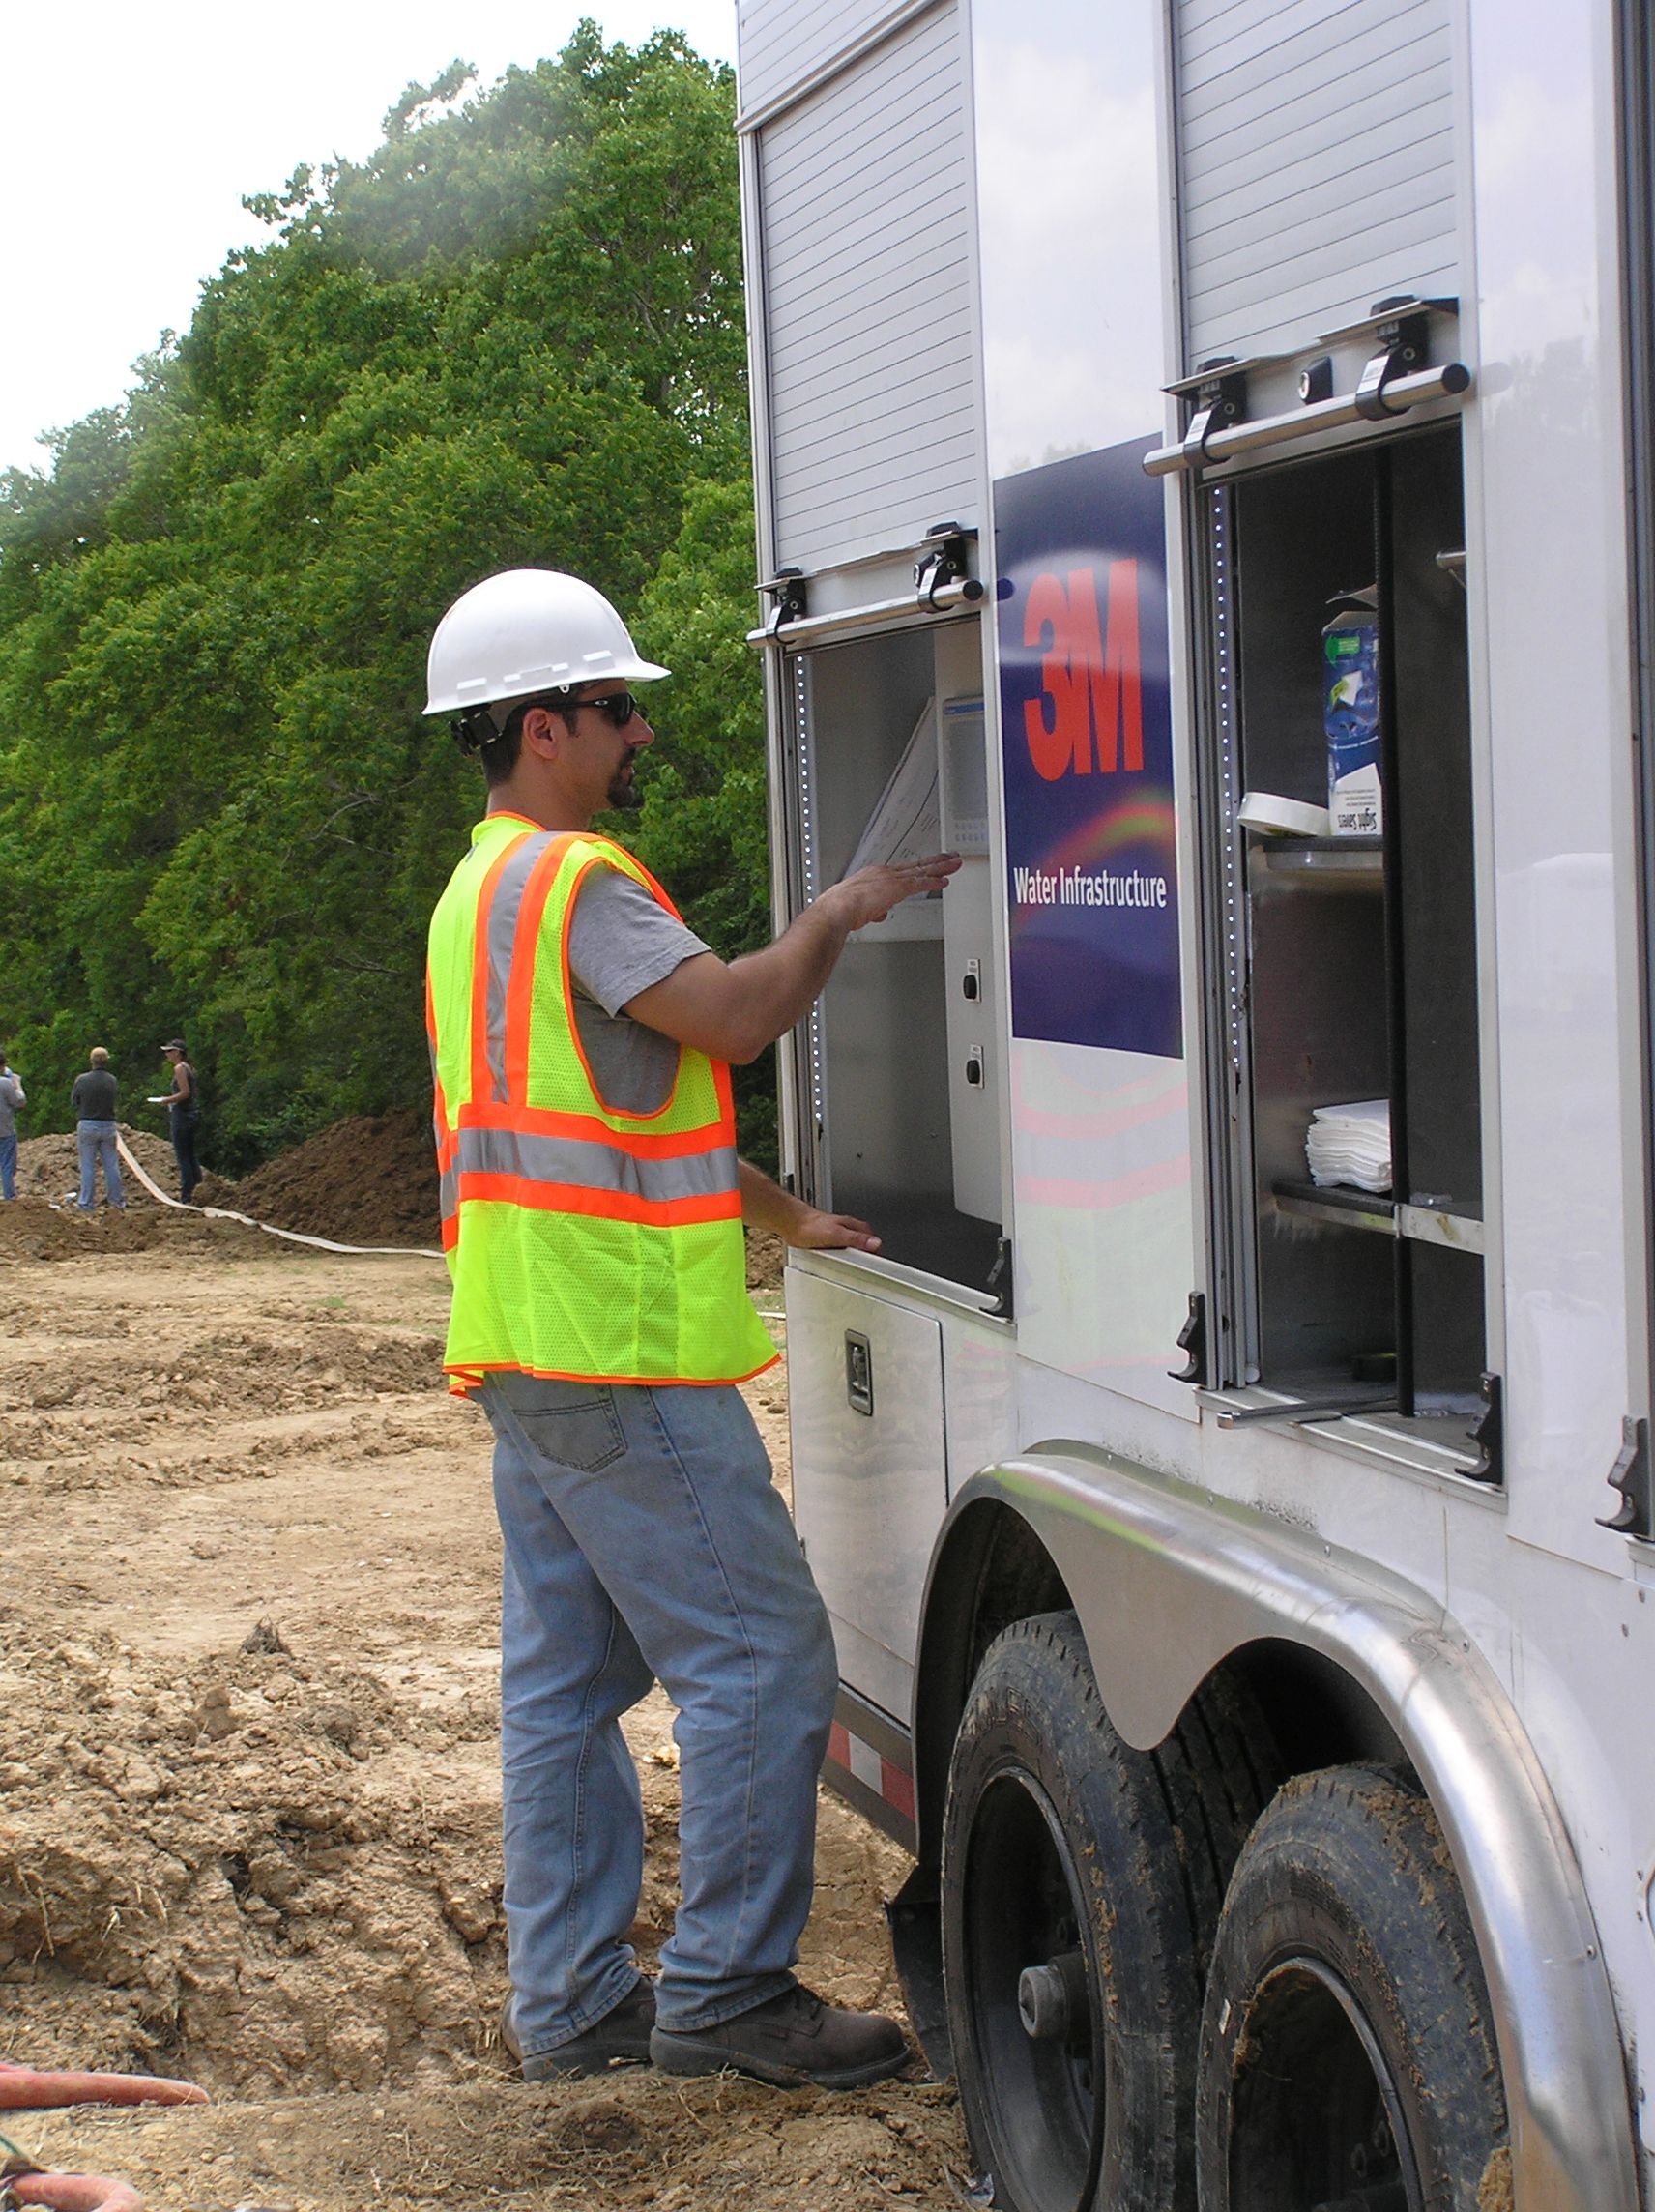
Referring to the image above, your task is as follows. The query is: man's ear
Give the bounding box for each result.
[520,704,565,760]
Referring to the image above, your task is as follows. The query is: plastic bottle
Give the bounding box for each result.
[1323,586,1381,836]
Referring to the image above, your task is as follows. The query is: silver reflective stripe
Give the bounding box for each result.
[480,831,555,1103]
[456,1125,737,1205]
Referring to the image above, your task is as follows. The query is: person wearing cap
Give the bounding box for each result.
[0,1052,23,1200]
[159,1041,202,1203]
[71,1047,125,1211]
[424,569,958,2092]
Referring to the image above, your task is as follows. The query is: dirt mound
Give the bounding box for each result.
[0,1193,265,1265]
[0,1622,502,2093]
[224,1113,441,1248]
[14,1125,180,1208]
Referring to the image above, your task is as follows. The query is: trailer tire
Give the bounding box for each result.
[942,1612,1263,2212]
[1197,1764,1507,2212]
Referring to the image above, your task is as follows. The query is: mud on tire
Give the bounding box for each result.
[1197,1763,1509,2212]
[940,1612,1276,2212]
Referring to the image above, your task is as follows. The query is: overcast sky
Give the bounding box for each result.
[1,1,740,480]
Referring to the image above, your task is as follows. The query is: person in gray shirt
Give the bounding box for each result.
[71,1047,125,1212]
[0,1052,23,1200]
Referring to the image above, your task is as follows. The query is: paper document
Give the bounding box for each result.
[843,699,941,879]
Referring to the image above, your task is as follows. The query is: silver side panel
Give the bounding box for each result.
[788,1270,948,1722]
[752,2,980,575]
[1175,0,1460,366]
[941,1451,1637,2212]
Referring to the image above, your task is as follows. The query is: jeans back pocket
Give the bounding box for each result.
[508,1383,626,1474]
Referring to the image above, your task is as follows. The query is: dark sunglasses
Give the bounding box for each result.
[560,687,640,728]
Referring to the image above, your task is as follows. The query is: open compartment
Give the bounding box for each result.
[1206,424,1487,1445]
[783,615,1003,1296]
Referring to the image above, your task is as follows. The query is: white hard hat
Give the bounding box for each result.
[424,568,669,716]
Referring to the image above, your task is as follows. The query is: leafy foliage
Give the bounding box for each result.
[0,23,771,1172]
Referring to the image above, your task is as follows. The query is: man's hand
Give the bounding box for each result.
[786,1207,881,1254]
[738,1160,882,1253]
[825,852,962,933]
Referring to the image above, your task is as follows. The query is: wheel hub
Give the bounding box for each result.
[1017,1948,1088,2041]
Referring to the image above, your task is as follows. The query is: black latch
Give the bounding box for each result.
[1170,1292,1206,1384]
[915,522,982,609]
[987,1236,1015,1320]
[1181,361,1247,464]
[1354,300,1433,422]
[761,566,808,637]
[1599,1414,1652,1537]
[1466,1370,1503,1485]
[845,1330,874,1417]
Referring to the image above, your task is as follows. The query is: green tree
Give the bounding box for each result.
[0,23,775,1173]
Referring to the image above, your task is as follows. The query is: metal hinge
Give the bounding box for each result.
[1170,1292,1207,1384]
[987,1235,1015,1320]
[1599,1414,1653,1538]
[1466,1370,1503,1485]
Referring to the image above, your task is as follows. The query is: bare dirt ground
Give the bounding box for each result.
[0,1178,969,2210]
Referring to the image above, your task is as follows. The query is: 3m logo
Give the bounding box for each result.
[1023,562,1144,780]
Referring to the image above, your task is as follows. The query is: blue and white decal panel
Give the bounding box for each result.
[973,0,1196,1416]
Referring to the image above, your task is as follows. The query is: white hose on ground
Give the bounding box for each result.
[113,1137,444,1262]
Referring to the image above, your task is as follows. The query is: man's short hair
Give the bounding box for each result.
[90,1046,110,1066]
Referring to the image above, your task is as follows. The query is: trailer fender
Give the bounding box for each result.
[909,1446,1638,2212]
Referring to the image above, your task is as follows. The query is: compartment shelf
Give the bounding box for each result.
[1248,833,1384,889]
[1272,1179,1484,1254]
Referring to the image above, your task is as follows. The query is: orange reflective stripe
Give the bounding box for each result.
[455,1173,743,1227]
[469,830,534,1110]
[457,1099,734,1156]
[503,832,576,1103]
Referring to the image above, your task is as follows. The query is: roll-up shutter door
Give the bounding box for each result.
[1176,0,1459,369]
[755,2,979,576]
[737,0,909,119]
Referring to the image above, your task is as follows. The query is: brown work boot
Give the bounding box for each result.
[502,1978,656,2081]
[650,1980,911,2088]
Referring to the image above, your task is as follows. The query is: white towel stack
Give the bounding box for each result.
[1305,1099,1391,1193]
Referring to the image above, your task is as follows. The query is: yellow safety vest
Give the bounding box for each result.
[425,812,777,1395]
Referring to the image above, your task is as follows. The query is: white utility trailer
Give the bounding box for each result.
[737,1,1655,2207]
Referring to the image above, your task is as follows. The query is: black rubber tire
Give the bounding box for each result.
[941,1612,1276,2212]
[1197,1764,1508,2212]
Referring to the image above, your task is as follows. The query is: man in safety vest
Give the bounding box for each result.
[424,569,958,2090]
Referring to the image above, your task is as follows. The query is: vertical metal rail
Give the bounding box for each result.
[1620,0,1655,1445]
[1201,480,1255,1386]
[1373,452,1414,1414]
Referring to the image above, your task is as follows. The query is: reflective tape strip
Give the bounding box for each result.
[455,1174,742,1228]
[458,1099,734,1158]
[504,834,577,1102]
[473,830,553,1105]
[454,1125,737,1204]
[828,1721,915,1821]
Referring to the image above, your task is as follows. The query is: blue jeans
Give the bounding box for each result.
[482,1372,837,2058]
[76,1121,125,1210]
[169,1108,201,1203]
[0,1132,14,1200]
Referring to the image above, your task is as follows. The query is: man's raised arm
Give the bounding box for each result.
[623,852,960,1064]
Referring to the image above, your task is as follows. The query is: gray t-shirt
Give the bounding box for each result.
[0,1070,22,1140]
[566,865,711,1114]
[72,1068,119,1121]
